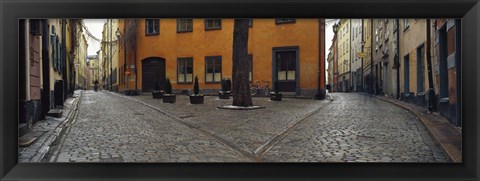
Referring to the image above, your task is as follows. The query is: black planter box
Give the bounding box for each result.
[189,95,204,104]
[270,93,283,101]
[218,91,231,99]
[162,94,176,103]
[152,91,164,99]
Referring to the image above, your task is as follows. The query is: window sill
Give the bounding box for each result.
[177,30,193,33]
[177,82,193,85]
[145,33,159,36]
[205,27,222,31]
[205,82,221,84]
[275,21,296,25]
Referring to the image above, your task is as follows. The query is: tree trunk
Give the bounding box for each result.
[232,19,252,107]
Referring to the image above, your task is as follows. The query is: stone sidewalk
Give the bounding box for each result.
[18,90,82,162]
[358,93,462,162]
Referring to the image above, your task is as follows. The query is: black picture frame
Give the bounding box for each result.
[1,0,479,180]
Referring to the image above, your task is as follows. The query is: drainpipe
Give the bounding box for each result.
[361,19,364,92]
[315,19,325,100]
[349,19,352,92]
[396,19,400,99]
[370,19,374,94]
[110,19,113,91]
[426,19,435,112]
[62,19,67,101]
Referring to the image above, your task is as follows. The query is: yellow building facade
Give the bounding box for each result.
[118,18,325,96]
[362,19,372,91]
[102,19,120,91]
[337,19,351,92]
[75,32,88,90]
[399,19,430,96]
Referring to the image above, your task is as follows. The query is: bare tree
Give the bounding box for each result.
[119,19,139,90]
[232,19,253,107]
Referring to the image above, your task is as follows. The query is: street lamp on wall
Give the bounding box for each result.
[333,23,339,33]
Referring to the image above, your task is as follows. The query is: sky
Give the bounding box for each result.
[325,19,340,84]
[83,19,107,56]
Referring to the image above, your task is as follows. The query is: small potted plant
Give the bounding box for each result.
[189,76,204,104]
[270,80,282,101]
[218,78,231,99]
[152,79,164,99]
[162,78,176,103]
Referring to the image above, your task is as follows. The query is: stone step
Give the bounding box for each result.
[47,109,63,118]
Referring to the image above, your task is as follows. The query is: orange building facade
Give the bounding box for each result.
[117,18,325,96]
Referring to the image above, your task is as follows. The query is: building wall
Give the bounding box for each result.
[75,24,88,90]
[120,18,322,96]
[362,19,372,92]
[350,19,363,91]
[399,19,428,96]
[333,34,338,92]
[433,19,459,125]
[21,20,43,127]
[102,19,120,91]
[372,19,399,97]
[337,19,351,92]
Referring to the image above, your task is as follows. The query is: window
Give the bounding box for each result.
[248,54,253,81]
[177,58,193,83]
[145,19,159,35]
[403,19,410,31]
[29,19,41,35]
[277,51,296,81]
[177,18,193,32]
[275,19,296,24]
[205,19,222,30]
[205,56,222,83]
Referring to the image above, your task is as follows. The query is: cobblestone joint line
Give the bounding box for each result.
[106,91,260,162]
[254,100,333,157]
[47,91,84,162]
[356,92,454,162]
[31,91,82,162]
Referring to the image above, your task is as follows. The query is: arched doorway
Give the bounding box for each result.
[142,57,166,92]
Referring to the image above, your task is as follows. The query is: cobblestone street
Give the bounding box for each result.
[48,90,448,162]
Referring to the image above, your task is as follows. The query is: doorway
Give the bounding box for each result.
[142,57,166,92]
[273,47,299,93]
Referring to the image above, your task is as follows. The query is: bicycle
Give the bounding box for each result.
[250,80,270,96]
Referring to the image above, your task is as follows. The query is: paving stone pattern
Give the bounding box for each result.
[262,93,448,162]
[50,91,448,162]
[53,91,250,162]
[132,93,328,156]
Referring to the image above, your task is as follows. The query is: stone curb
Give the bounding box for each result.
[29,91,82,162]
[357,92,461,163]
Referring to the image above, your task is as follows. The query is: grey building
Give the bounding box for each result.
[371,19,399,98]
[350,19,363,92]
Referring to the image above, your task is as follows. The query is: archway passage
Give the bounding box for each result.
[142,57,166,92]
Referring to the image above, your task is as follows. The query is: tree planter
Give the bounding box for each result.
[189,95,204,104]
[152,91,164,99]
[218,91,231,99]
[163,94,176,103]
[270,92,283,101]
